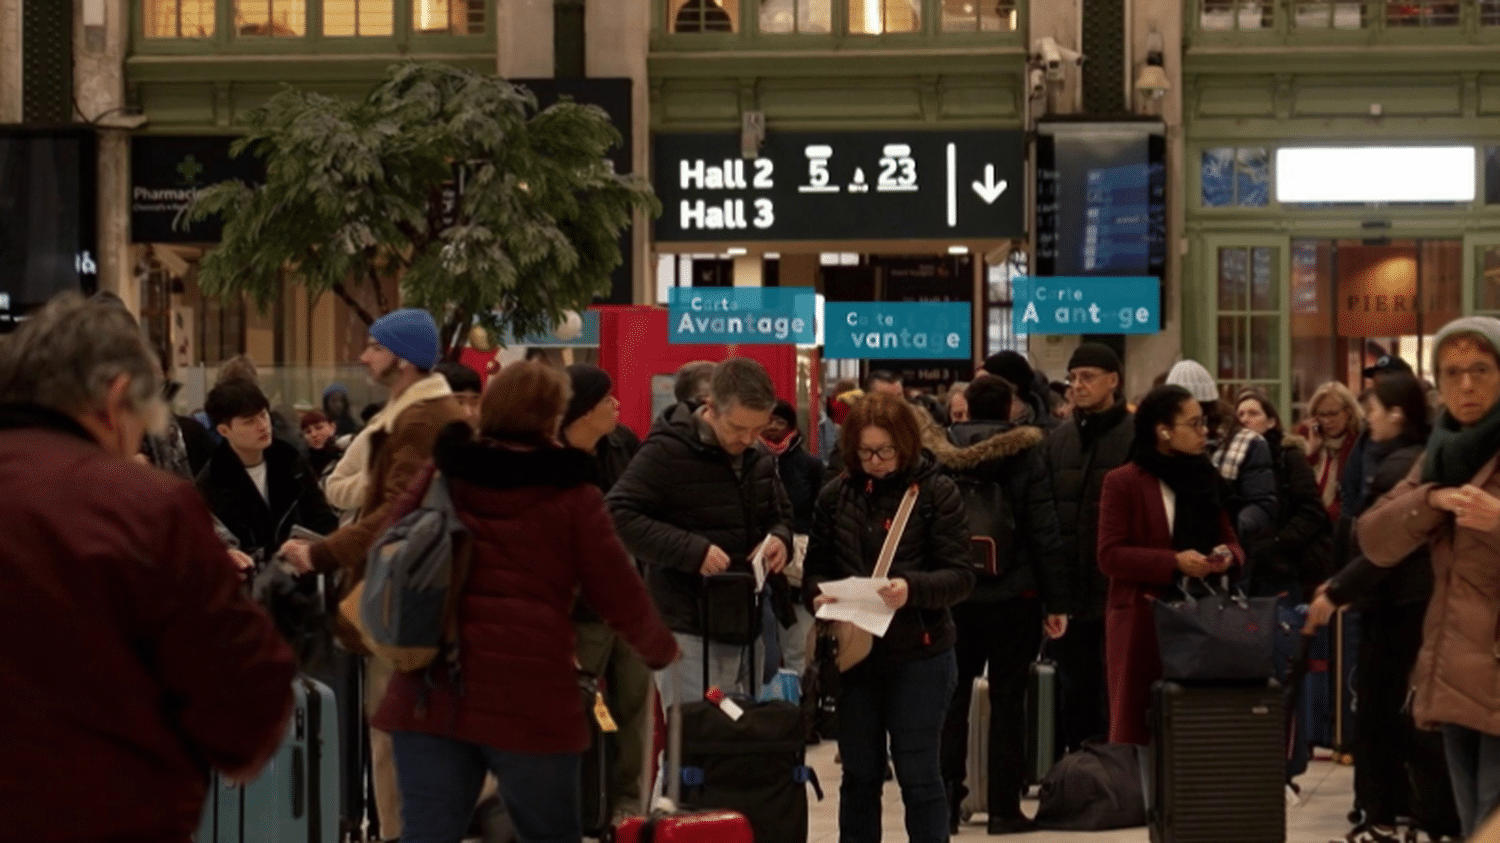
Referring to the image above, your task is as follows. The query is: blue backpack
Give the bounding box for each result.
[359,473,471,673]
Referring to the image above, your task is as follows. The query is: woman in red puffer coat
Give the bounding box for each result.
[375,361,679,843]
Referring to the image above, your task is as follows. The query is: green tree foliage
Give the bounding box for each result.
[187,62,658,358]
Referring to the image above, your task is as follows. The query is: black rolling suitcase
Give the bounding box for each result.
[1148,681,1285,843]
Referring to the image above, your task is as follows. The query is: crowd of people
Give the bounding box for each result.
[2,289,1499,843]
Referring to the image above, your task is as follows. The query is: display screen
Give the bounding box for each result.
[0,127,98,331]
[1036,121,1166,280]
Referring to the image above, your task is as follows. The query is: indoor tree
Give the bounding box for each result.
[185,61,657,359]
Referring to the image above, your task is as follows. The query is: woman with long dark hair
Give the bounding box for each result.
[1307,373,1459,843]
[1096,385,1244,745]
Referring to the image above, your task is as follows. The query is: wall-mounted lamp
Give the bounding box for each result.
[1135,30,1170,100]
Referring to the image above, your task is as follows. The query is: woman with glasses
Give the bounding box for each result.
[1303,382,1365,522]
[1096,385,1243,745]
[806,392,975,843]
[1358,317,1500,837]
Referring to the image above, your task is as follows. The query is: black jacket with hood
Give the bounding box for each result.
[924,419,1070,613]
[804,452,975,665]
[195,438,340,561]
[1042,403,1135,620]
[605,403,793,636]
[1327,435,1434,610]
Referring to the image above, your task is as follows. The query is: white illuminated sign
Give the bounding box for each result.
[1275,146,1476,203]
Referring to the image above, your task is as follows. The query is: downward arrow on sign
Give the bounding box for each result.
[972,165,1008,205]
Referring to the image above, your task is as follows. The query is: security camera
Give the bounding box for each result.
[1033,37,1085,82]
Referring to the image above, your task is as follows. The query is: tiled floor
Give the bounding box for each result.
[804,740,1358,843]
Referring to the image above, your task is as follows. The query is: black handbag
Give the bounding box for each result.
[1152,575,1277,681]
[700,571,761,647]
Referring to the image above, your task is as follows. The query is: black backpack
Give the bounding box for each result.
[951,474,1015,577]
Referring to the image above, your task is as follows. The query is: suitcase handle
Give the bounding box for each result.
[291,746,306,820]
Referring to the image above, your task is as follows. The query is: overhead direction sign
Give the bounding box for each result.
[653,130,1026,242]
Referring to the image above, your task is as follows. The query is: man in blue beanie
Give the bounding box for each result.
[279,307,464,842]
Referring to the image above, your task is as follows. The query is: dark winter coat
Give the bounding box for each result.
[772,431,826,535]
[925,418,1070,613]
[196,439,340,561]
[606,403,793,636]
[1042,403,1135,620]
[0,405,296,843]
[567,424,642,624]
[1249,429,1333,600]
[1097,462,1244,745]
[1327,437,1434,610]
[178,413,216,477]
[1214,432,1279,548]
[375,425,678,754]
[804,453,976,665]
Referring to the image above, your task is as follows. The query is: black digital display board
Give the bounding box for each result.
[1035,120,1166,280]
[0,126,98,332]
[653,130,1026,242]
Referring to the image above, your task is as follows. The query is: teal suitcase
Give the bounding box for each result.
[197,675,340,843]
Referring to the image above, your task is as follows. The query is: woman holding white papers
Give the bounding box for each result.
[806,392,975,843]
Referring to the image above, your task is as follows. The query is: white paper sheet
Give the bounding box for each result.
[750,540,769,593]
[814,577,896,637]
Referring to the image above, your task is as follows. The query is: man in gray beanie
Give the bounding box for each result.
[1041,342,1134,753]
[278,307,465,842]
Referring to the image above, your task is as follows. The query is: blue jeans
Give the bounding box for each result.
[837,649,959,843]
[1441,723,1500,836]
[391,731,582,843]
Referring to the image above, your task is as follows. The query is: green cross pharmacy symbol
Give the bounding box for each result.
[177,155,204,186]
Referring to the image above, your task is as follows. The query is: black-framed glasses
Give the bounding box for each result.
[857,445,898,461]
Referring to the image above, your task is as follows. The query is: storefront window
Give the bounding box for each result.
[1386,1,1460,26]
[235,0,306,36]
[1292,0,1365,28]
[671,0,738,32]
[325,0,395,35]
[1482,246,1500,312]
[1202,148,1270,208]
[985,250,1028,356]
[1200,0,1272,30]
[760,0,832,32]
[143,0,216,37]
[848,0,921,33]
[1217,245,1281,399]
[942,0,1017,32]
[1483,0,1500,24]
[413,0,485,34]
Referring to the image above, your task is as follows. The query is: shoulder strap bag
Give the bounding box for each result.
[831,482,921,672]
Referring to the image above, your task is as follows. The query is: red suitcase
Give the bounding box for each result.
[615,810,754,843]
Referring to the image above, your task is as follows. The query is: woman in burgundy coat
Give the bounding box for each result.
[375,361,680,843]
[1097,385,1244,745]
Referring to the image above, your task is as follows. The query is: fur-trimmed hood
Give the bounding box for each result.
[926,420,1046,472]
[433,421,596,491]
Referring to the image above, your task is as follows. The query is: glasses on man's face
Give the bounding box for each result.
[858,445,898,462]
[1441,363,1500,386]
[1068,370,1107,387]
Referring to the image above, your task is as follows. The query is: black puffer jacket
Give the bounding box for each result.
[804,453,975,664]
[1249,429,1333,600]
[1042,404,1134,620]
[771,431,825,535]
[1327,436,1434,610]
[195,438,339,561]
[925,419,1070,613]
[606,403,793,636]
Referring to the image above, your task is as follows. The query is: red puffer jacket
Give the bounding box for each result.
[375,424,679,753]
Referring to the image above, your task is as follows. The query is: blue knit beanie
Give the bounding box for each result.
[370,309,440,372]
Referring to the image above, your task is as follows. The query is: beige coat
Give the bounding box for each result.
[1357,454,1500,735]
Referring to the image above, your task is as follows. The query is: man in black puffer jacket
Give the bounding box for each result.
[925,377,1071,833]
[607,358,794,702]
[1041,343,1134,755]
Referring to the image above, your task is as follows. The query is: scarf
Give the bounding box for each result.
[761,429,800,457]
[1314,433,1347,510]
[1422,402,1500,486]
[1134,446,1224,554]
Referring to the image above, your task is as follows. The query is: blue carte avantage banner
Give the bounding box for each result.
[1012,276,1161,336]
[668,287,818,345]
[823,302,971,360]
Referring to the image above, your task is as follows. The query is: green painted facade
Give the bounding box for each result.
[1183,0,1500,414]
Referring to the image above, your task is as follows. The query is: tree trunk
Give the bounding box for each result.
[330,282,377,326]
[441,308,469,363]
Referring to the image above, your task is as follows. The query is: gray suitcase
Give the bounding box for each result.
[959,674,990,820]
[197,675,340,843]
[960,653,1056,822]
